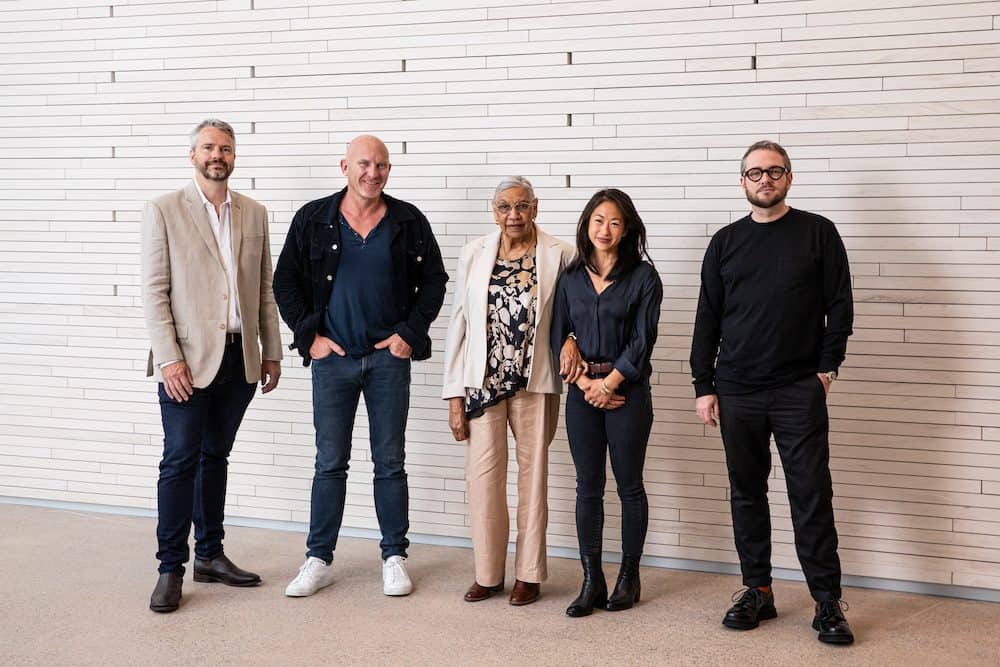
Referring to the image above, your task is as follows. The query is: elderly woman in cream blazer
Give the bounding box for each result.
[442,176,576,606]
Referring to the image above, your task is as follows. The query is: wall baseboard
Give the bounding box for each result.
[5,495,998,604]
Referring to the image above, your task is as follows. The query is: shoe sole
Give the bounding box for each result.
[384,589,412,596]
[286,578,335,597]
[509,595,539,606]
[149,603,179,613]
[464,590,502,602]
[817,634,855,645]
[606,590,641,611]
[566,607,594,617]
[812,620,855,645]
[193,573,262,587]
[722,606,778,630]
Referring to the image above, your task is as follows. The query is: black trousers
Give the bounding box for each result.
[718,375,842,601]
[565,380,653,558]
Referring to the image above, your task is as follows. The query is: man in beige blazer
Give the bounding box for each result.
[142,119,282,613]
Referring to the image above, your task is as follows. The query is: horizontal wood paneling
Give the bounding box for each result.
[1,0,998,595]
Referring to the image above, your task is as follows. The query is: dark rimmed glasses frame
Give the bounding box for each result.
[742,166,790,182]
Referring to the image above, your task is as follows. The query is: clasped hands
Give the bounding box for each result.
[558,337,624,411]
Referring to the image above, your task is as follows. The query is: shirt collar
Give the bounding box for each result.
[193,178,231,210]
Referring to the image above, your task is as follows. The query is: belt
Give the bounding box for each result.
[225,332,242,345]
[584,361,614,376]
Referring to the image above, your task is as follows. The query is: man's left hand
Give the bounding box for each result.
[374,333,412,359]
[261,360,281,393]
[817,372,831,396]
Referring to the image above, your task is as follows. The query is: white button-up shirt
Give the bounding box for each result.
[194,179,242,333]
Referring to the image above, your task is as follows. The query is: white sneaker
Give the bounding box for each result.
[382,555,413,596]
[285,556,336,597]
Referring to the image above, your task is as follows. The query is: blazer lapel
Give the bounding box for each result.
[535,228,561,310]
[230,192,243,276]
[469,230,501,318]
[183,181,223,267]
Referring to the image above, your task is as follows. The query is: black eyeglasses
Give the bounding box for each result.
[743,166,789,182]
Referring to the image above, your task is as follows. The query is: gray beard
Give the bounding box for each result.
[199,163,231,182]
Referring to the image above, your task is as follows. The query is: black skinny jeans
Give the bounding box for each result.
[565,379,653,558]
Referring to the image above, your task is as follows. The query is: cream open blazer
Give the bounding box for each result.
[442,227,575,400]
[141,181,283,388]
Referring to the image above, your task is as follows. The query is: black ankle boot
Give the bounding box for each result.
[565,553,607,618]
[606,553,641,611]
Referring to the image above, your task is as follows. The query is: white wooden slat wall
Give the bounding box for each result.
[1,0,999,595]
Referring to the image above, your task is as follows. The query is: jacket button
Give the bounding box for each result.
[326,275,333,281]
[332,244,338,250]
[218,323,225,330]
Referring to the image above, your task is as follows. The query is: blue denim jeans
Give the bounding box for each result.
[307,348,411,562]
[156,342,256,574]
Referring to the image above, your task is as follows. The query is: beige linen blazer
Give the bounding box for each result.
[442,227,575,399]
[141,181,283,388]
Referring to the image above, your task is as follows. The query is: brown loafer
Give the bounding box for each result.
[464,580,504,602]
[509,579,540,606]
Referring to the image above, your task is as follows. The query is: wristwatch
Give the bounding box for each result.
[822,371,837,383]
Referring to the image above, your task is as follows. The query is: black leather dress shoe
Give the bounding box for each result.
[813,600,855,645]
[193,554,262,587]
[150,571,183,613]
[723,587,777,630]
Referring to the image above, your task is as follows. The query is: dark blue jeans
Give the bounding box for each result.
[156,343,256,574]
[565,380,653,558]
[307,348,411,562]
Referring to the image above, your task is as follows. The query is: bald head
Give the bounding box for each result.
[341,134,391,203]
[345,135,388,161]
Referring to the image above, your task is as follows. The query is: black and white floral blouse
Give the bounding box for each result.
[465,250,538,418]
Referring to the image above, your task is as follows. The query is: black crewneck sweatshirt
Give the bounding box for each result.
[690,207,853,397]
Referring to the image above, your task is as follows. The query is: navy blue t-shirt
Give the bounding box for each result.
[322,212,396,358]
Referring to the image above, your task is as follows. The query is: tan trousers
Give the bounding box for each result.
[466,390,560,586]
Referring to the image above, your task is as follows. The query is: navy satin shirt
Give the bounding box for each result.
[550,260,663,384]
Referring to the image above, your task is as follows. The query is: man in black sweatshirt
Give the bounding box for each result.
[690,140,855,645]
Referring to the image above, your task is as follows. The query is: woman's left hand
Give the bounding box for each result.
[560,337,584,384]
[580,377,626,410]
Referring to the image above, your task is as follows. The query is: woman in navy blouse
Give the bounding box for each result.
[551,188,662,617]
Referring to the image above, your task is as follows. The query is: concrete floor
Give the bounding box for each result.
[1,503,998,666]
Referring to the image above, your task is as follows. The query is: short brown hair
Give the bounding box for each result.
[741,140,791,174]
